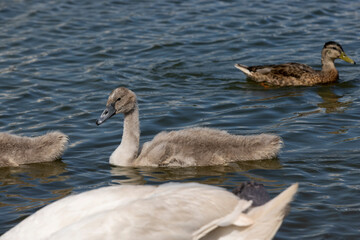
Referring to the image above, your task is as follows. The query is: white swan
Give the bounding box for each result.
[0,131,68,167]
[96,87,283,167]
[1,182,298,240]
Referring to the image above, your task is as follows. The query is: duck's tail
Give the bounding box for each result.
[235,63,252,76]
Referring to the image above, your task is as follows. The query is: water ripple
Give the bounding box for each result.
[0,0,360,238]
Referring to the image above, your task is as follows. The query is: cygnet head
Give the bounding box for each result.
[96,87,137,125]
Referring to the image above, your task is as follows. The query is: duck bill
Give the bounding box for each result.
[96,104,116,125]
[340,52,356,64]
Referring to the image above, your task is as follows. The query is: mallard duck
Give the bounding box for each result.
[235,41,356,86]
[96,87,282,167]
[1,182,298,240]
[0,131,69,167]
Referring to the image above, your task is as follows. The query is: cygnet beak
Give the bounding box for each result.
[96,104,116,125]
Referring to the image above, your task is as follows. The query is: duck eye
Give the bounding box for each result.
[117,98,121,101]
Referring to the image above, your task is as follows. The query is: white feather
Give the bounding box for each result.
[234,64,252,76]
[1,182,297,240]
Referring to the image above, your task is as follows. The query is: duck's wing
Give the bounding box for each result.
[193,183,298,240]
[236,63,315,80]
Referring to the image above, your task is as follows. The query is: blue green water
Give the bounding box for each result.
[0,0,359,238]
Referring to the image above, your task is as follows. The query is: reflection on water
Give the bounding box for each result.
[0,161,73,233]
[0,161,68,186]
[1,0,360,238]
[254,84,351,115]
[316,87,352,113]
[254,90,304,102]
[110,167,146,185]
[275,87,353,124]
[110,158,282,185]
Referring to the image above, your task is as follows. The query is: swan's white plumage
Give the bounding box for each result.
[193,183,298,240]
[1,182,298,240]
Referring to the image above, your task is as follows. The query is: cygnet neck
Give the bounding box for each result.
[109,104,140,166]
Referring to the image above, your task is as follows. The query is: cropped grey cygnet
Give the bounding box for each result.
[0,131,68,167]
[96,87,282,167]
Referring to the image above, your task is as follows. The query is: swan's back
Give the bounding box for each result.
[1,182,297,240]
[0,131,68,167]
[1,183,241,240]
[137,127,282,167]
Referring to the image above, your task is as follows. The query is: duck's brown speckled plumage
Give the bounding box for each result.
[235,41,356,86]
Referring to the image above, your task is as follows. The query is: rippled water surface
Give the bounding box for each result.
[1,0,360,238]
